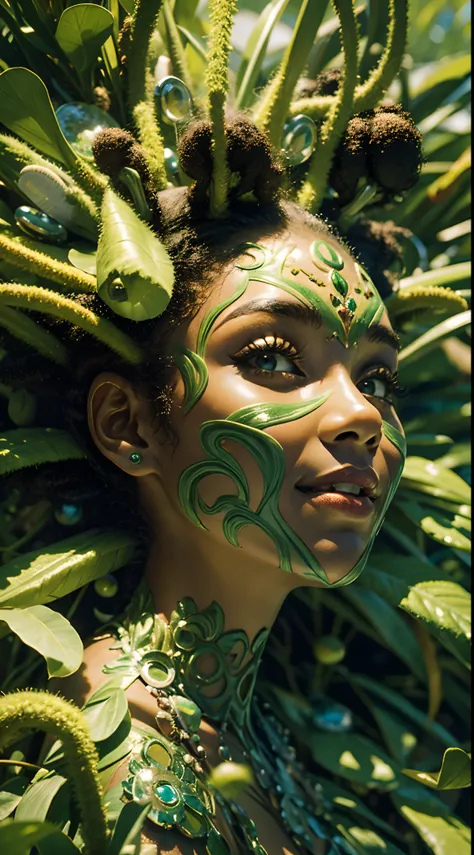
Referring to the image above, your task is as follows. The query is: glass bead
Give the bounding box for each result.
[15,206,67,244]
[56,102,119,159]
[94,574,118,598]
[281,114,317,166]
[154,782,179,806]
[154,76,193,124]
[54,503,82,525]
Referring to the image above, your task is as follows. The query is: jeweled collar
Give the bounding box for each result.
[107,589,269,731]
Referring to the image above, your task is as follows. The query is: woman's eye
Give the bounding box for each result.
[249,352,299,374]
[358,377,389,399]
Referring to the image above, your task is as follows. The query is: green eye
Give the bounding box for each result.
[252,352,296,373]
[358,377,389,399]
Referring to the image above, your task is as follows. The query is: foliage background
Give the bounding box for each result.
[0,1,471,854]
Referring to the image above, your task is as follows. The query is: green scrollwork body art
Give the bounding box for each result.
[175,240,406,585]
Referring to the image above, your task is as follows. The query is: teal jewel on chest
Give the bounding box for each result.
[281,114,317,166]
[15,206,67,244]
[154,76,193,124]
[56,102,119,159]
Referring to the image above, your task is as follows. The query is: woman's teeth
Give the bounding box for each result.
[328,483,362,495]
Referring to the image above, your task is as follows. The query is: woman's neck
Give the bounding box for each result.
[142,534,298,726]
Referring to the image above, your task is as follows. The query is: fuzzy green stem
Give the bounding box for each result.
[253,0,329,148]
[162,0,193,92]
[0,233,96,294]
[298,0,359,213]
[385,285,468,322]
[0,691,108,855]
[288,95,333,121]
[0,283,144,366]
[127,0,168,189]
[354,0,408,112]
[206,0,237,216]
[0,305,70,366]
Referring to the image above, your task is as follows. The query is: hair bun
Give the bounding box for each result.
[178,116,283,207]
[295,69,342,98]
[92,128,149,181]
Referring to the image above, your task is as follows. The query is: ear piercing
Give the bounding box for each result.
[129,451,142,465]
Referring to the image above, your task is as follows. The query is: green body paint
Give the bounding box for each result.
[175,239,405,586]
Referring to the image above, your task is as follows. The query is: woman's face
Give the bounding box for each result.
[150,222,406,588]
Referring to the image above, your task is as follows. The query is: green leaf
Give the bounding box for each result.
[0,776,28,821]
[0,605,83,677]
[235,0,290,109]
[307,731,399,789]
[0,529,136,608]
[97,188,175,321]
[401,456,471,504]
[81,682,129,742]
[0,427,85,477]
[36,833,82,854]
[313,775,400,838]
[0,68,77,167]
[0,820,74,854]
[15,774,67,822]
[341,587,427,683]
[403,747,471,790]
[332,818,407,855]
[366,701,418,766]
[397,805,471,855]
[399,310,471,365]
[55,4,114,77]
[396,499,471,552]
[412,53,471,98]
[399,580,471,639]
[106,801,151,855]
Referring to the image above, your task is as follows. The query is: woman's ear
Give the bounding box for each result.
[87,372,162,477]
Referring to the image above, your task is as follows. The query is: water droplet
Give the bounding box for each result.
[15,206,67,244]
[56,102,119,159]
[154,76,192,124]
[54,503,82,525]
[281,114,317,166]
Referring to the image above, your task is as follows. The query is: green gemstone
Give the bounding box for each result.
[155,782,179,806]
[331,270,348,297]
[330,295,342,307]
[345,297,357,312]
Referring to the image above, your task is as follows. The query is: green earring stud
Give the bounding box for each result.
[129,451,142,465]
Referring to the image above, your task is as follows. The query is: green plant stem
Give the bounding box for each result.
[206,0,238,216]
[298,0,359,213]
[0,305,71,367]
[355,0,408,112]
[0,233,96,294]
[127,0,167,189]
[0,691,108,855]
[162,0,192,92]
[0,283,144,366]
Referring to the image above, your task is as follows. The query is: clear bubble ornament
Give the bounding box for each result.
[94,574,119,598]
[56,103,119,159]
[154,76,192,125]
[15,206,67,244]
[54,503,83,525]
[281,114,317,166]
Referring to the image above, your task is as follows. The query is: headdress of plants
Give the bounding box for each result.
[0,1,470,854]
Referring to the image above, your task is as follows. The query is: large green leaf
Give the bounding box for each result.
[412,53,471,99]
[399,580,471,639]
[396,499,471,552]
[312,775,398,837]
[399,310,471,365]
[15,774,68,822]
[96,188,175,321]
[0,820,79,854]
[341,587,427,683]
[331,817,407,855]
[81,681,129,742]
[308,731,400,789]
[0,776,28,821]
[401,456,471,504]
[106,801,151,855]
[0,605,82,677]
[403,747,471,790]
[396,805,471,855]
[0,68,78,167]
[55,4,114,77]
[235,0,290,109]
[0,428,85,477]
[0,529,136,607]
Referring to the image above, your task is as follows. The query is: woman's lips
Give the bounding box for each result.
[298,489,376,517]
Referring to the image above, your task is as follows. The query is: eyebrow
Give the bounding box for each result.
[215,297,401,352]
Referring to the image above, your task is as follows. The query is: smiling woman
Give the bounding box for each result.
[0,0,470,854]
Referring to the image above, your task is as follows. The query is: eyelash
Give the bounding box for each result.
[231,337,405,403]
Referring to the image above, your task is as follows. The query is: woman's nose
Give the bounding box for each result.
[317,373,383,450]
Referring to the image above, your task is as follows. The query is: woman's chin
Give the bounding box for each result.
[292,532,369,586]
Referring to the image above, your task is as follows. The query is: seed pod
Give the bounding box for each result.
[295,69,342,98]
[368,106,423,193]
[330,116,370,206]
[92,129,148,181]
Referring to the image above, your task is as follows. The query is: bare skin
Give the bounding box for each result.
[58,223,404,854]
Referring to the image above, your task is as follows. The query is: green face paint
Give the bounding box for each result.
[175,239,405,585]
